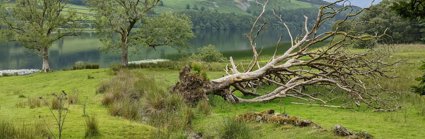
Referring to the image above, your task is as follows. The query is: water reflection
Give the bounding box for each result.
[0,30,282,70]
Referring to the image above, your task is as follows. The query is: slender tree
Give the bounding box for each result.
[88,0,193,66]
[0,0,80,72]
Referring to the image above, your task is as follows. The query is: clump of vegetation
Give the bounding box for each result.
[28,97,43,109]
[0,121,46,139]
[142,89,192,131]
[196,100,212,115]
[72,61,100,70]
[220,118,252,139]
[99,71,142,120]
[100,70,195,137]
[108,99,142,120]
[85,116,100,138]
[68,91,79,105]
[51,97,63,110]
[412,62,425,95]
[189,44,226,62]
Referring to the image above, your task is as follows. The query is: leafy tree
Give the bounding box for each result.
[189,44,225,62]
[339,0,423,45]
[88,0,193,66]
[133,13,194,49]
[392,0,425,19]
[0,0,80,72]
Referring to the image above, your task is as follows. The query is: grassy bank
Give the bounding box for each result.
[0,44,425,138]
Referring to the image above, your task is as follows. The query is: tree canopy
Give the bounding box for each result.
[0,0,81,72]
[88,0,194,66]
[392,0,425,19]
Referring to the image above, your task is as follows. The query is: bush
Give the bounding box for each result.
[73,61,100,70]
[85,116,100,138]
[189,44,226,62]
[220,118,252,139]
[412,62,425,95]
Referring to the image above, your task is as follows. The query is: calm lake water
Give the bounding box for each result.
[0,30,284,70]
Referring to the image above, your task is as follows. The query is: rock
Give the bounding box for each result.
[334,124,353,136]
[354,131,374,139]
[255,115,263,122]
[297,120,312,127]
[187,131,203,139]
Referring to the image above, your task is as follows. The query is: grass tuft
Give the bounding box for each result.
[85,116,100,138]
[220,118,252,139]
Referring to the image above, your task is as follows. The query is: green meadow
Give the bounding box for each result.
[1,44,425,138]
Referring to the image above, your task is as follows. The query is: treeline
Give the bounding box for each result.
[181,8,334,33]
[340,0,425,45]
[180,11,252,30]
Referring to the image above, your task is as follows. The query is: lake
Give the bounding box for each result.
[0,30,284,70]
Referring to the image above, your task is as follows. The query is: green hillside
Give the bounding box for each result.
[157,0,319,15]
[61,0,324,17]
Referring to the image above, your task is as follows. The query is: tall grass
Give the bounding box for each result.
[220,118,252,139]
[99,70,143,120]
[0,121,47,139]
[100,69,195,137]
[85,116,100,138]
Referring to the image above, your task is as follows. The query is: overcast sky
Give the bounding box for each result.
[324,0,382,8]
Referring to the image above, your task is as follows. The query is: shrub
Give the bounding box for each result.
[189,44,226,62]
[85,116,100,138]
[73,61,100,70]
[220,118,252,139]
[412,62,425,95]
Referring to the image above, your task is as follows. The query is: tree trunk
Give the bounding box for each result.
[121,44,129,67]
[41,47,50,72]
[121,36,129,67]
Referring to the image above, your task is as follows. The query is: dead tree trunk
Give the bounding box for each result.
[173,0,392,108]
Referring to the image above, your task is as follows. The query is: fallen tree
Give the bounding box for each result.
[173,0,393,109]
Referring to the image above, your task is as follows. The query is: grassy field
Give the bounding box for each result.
[0,44,425,138]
